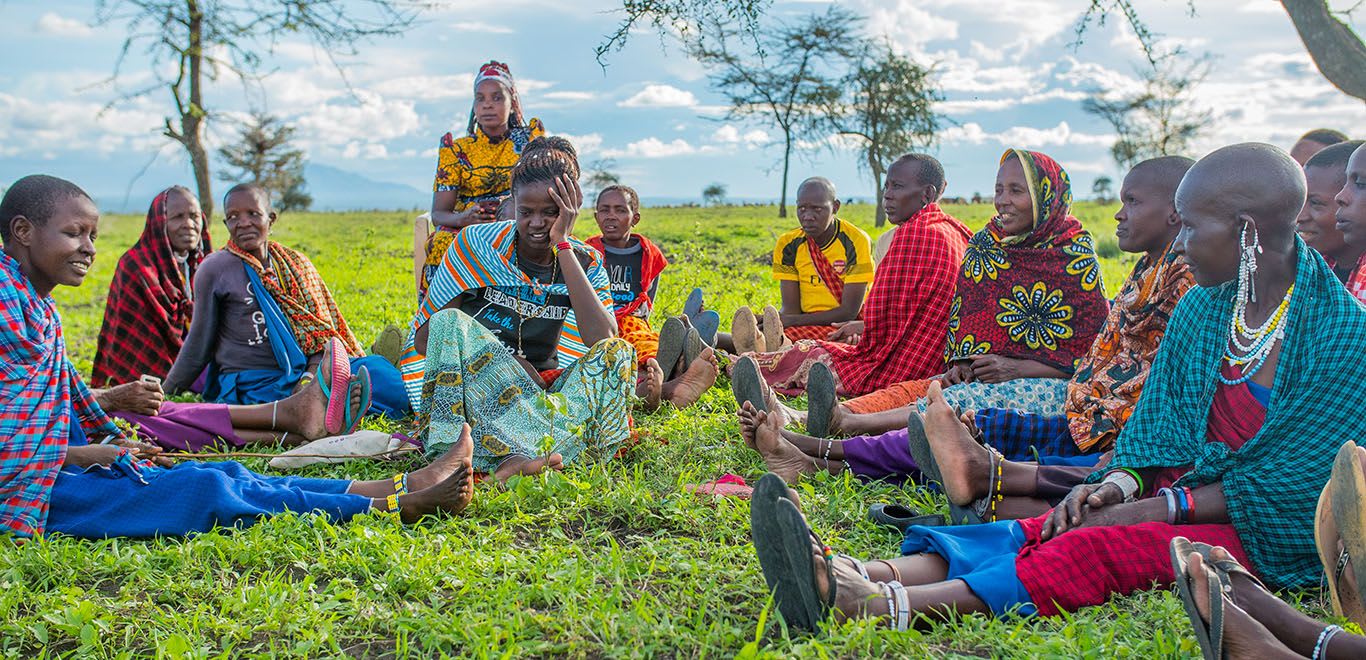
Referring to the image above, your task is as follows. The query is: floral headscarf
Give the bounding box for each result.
[944,149,1111,373]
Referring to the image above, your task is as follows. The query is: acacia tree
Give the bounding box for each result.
[218,112,312,211]
[595,0,772,64]
[688,6,862,218]
[583,158,622,202]
[1083,58,1212,170]
[702,183,727,206]
[1076,0,1366,102]
[93,0,419,219]
[1092,175,1114,202]
[830,42,942,226]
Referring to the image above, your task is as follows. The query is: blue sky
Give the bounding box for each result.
[1,0,1363,210]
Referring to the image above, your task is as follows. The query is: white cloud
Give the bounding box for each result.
[938,88,1088,114]
[602,137,710,159]
[941,121,1111,148]
[712,124,769,148]
[294,91,421,158]
[618,84,698,108]
[450,21,515,34]
[559,132,604,155]
[35,13,93,38]
[541,91,595,102]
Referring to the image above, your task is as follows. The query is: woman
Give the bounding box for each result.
[399,137,637,483]
[772,149,1111,436]
[746,144,1366,632]
[163,184,408,417]
[91,186,211,387]
[418,60,546,300]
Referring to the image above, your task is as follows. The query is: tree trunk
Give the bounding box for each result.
[185,0,214,219]
[870,151,886,227]
[778,132,792,218]
[1280,0,1366,102]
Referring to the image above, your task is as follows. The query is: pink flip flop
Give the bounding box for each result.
[316,338,352,435]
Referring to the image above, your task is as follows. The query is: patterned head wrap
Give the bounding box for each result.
[467,60,526,138]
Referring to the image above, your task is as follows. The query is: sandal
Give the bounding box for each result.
[655,317,687,381]
[693,310,720,348]
[904,411,941,487]
[682,327,705,373]
[1171,536,1224,660]
[314,338,352,436]
[731,356,768,413]
[805,362,836,439]
[868,503,945,532]
[683,287,705,320]
[342,366,372,435]
[750,494,835,632]
[731,306,761,355]
[1328,440,1366,624]
[761,305,784,353]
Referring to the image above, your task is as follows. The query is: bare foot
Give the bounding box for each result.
[407,423,474,491]
[664,347,718,408]
[493,452,565,483]
[636,358,664,412]
[752,406,816,485]
[1187,552,1300,659]
[398,466,475,523]
[807,536,887,625]
[923,382,991,506]
[286,369,364,440]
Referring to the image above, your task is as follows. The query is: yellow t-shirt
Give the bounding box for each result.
[771,218,874,313]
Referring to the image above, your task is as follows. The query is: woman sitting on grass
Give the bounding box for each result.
[163,184,408,418]
[91,186,211,388]
[0,175,474,541]
[399,137,641,483]
[747,143,1366,632]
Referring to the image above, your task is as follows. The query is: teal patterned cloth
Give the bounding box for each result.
[417,309,635,472]
[1099,240,1366,589]
[917,378,1069,417]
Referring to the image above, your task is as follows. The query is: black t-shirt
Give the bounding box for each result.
[457,258,571,371]
[602,237,658,317]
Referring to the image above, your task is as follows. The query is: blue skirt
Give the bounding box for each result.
[47,460,371,538]
[900,520,1037,617]
[208,355,410,418]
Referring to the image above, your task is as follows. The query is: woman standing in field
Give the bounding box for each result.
[417,60,546,301]
[400,137,637,483]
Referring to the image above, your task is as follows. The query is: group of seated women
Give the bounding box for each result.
[4,55,1366,655]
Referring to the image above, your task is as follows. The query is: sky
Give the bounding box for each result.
[1,0,1364,211]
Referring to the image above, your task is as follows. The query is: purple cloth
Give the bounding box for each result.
[111,401,245,451]
[841,428,920,485]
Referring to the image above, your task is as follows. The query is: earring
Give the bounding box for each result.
[1239,222,1262,304]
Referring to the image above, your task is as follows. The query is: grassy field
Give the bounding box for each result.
[5,202,1321,657]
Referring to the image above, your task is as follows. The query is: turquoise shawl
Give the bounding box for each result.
[1102,240,1366,588]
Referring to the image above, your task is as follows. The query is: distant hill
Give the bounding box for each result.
[304,164,425,211]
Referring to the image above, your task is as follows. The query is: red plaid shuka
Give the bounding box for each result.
[1,254,121,538]
[818,203,972,395]
[91,189,212,387]
[945,150,1110,373]
[806,236,847,303]
[585,233,669,319]
[224,241,364,357]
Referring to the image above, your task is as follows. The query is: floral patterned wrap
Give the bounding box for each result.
[944,149,1110,373]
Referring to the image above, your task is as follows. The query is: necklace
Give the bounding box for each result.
[512,237,559,359]
[1220,284,1292,385]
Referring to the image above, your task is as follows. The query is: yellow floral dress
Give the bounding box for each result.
[421,117,546,297]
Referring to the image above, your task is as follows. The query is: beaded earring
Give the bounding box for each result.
[1238,221,1262,304]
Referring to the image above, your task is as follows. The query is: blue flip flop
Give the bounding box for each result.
[693,310,720,347]
[683,287,704,320]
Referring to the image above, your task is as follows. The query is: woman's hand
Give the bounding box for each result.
[461,204,498,225]
[968,355,1024,383]
[113,438,175,467]
[64,444,123,469]
[826,320,864,344]
[96,381,164,415]
[547,173,582,244]
[942,361,975,386]
[1041,482,1126,540]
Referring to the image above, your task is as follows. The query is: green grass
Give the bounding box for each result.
[5,202,1318,657]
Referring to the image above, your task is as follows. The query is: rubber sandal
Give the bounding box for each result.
[340,366,372,435]
[904,411,941,487]
[314,338,352,436]
[655,317,687,381]
[683,287,704,320]
[1187,541,1269,593]
[682,327,705,373]
[761,305,784,352]
[805,362,836,438]
[751,494,834,632]
[1171,536,1224,660]
[1329,440,1366,623]
[731,356,768,412]
[752,472,792,508]
[693,310,720,347]
[370,324,405,367]
[868,503,945,532]
[1314,487,1361,623]
[732,306,761,355]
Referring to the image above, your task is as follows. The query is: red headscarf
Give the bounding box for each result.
[823,203,973,394]
[945,149,1110,372]
[91,188,211,387]
[467,60,526,138]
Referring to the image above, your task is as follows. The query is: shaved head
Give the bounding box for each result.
[1174,143,1306,286]
[798,177,837,203]
[1129,156,1195,196]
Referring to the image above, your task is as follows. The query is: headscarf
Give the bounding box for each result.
[91,188,212,387]
[945,149,1110,373]
[1,254,120,538]
[223,240,364,357]
[822,203,973,395]
[1065,241,1195,451]
[467,60,527,139]
[1100,241,1366,589]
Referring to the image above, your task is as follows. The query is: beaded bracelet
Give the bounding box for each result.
[1312,624,1342,660]
[1117,468,1146,497]
[555,241,573,253]
[1102,470,1140,502]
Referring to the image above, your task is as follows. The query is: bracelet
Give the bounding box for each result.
[1118,467,1146,497]
[1313,624,1342,660]
[1175,487,1191,525]
[1102,470,1139,502]
[1182,487,1195,523]
[555,241,573,253]
[1159,488,1176,525]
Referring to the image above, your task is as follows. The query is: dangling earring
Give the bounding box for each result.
[1238,221,1262,304]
